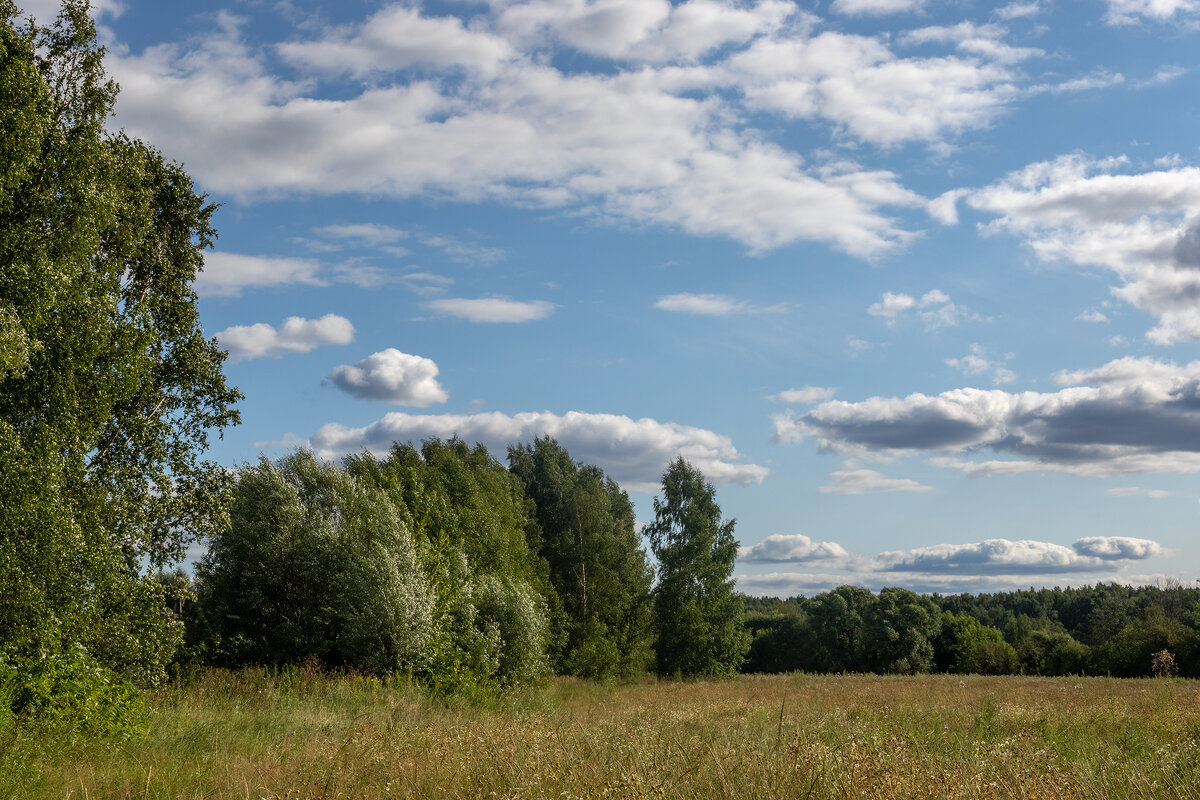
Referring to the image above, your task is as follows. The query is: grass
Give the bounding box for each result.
[4,670,1200,799]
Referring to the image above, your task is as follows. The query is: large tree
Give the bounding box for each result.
[645,458,749,677]
[508,437,654,679]
[0,0,240,687]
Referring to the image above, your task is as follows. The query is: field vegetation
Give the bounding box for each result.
[5,670,1199,800]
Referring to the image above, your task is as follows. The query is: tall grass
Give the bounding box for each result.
[4,670,1199,799]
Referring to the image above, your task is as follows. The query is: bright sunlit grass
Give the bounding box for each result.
[5,670,1199,799]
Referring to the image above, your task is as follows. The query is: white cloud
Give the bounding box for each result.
[727,30,1022,147]
[655,293,747,315]
[399,271,455,296]
[738,533,851,563]
[195,252,326,298]
[770,386,837,404]
[734,534,1168,595]
[995,1,1043,20]
[819,467,936,494]
[278,5,516,77]
[1106,486,1171,499]
[1104,0,1200,24]
[945,344,1016,385]
[778,356,1200,479]
[867,291,917,321]
[417,234,505,266]
[309,410,768,491]
[425,297,556,323]
[1077,309,1110,323]
[326,349,449,406]
[495,0,798,63]
[216,314,355,362]
[316,223,410,247]
[16,0,122,22]
[876,537,1163,574]
[831,0,926,15]
[964,154,1200,344]
[868,289,966,329]
[106,12,926,258]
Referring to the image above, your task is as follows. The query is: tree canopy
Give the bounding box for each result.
[0,0,239,692]
[645,457,749,677]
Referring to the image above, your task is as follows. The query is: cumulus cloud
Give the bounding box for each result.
[770,386,837,404]
[738,533,851,563]
[963,154,1200,344]
[945,344,1016,385]
[876,536,1164,574]
[868,289,967,329]
[1077,309,1109,323]
[326,349,449,406]
[726,29,1026,147]
[216,314,355,362]
[819,467,936,494]
[106,1,1045,257]
[425,297,556,323]
[776,355,1200,479]
[1104,0,1200,24]
[309,410,768,491]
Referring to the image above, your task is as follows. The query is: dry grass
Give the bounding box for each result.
[5,670,1200,799]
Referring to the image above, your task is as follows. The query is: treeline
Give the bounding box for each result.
[168,438,747,691]
[743,581,1200,678]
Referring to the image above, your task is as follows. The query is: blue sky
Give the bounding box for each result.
[25,0,1200,595]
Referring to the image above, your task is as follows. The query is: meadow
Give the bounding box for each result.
[4,670,1199,800]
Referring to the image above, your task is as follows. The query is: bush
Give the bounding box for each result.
[0,645,146,738]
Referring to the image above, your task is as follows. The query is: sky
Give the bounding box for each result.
[20,0,1200,597]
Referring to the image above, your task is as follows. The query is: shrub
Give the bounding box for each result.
[0,645,146,739]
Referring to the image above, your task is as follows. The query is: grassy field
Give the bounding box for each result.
[4,669,1199,799]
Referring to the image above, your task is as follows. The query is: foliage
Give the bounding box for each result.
[645,458,749,677]
[0,0,240,693]
[936,613,1018,675]
[197,451,434,675]
[0,643,146,738]
[862,587,942,674]
[344,439,552,688]
[508,437,654,679]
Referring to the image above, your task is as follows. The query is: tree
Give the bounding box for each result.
[645,458,749,677]
[936,612,1017,675]
[344,439,551,688]
[862,587,942,674]
[0,0,240,695]
[197,452,434,674]
[508,437,654,679]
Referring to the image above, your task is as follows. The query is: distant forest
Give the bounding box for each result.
[743,581,1200,678]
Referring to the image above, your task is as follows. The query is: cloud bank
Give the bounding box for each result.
[735,534,1168,595]
[775,356,1200,479]
[309,409,768,491]
[103,0,1073,257]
